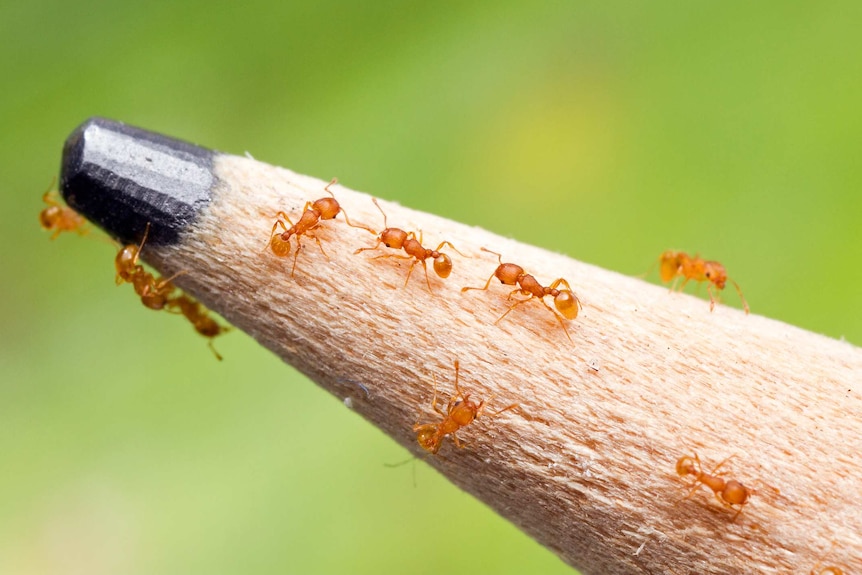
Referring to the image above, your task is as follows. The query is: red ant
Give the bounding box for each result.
[658,250,749,314]
[267,178,374,276]
[414,360,518,454]
[39,186,88,239]
[676,453,751,521]
[461,248,581,343]
[167,294,230,361]
[114,224,184,311]
[354,198,464,293]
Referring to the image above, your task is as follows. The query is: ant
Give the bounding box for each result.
[676,453,751,521]
[267,178,375,276]
[114,224,184,311]
[354,198,465,293]
[414,360,518,454]
[39,186,88,239]
[167,294,230,361]
[461,248,581,343]
[657,250,749,314]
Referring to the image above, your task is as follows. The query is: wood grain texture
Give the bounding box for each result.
[142,153,861,575]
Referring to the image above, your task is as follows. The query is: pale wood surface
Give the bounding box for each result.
[143,154,862,575]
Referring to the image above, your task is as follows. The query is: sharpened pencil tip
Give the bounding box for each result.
[60,117,217,245]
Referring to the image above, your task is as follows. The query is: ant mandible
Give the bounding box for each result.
[167,294,230,361]
[676,453,752,521]
[461,248,581,343]
[354,198,465,293]
[658,250,749,314]
[39,185,88,239]
[267,178,375,276]
[413,360,518,454]
[114,224,184,311]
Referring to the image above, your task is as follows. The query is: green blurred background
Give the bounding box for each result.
[2,1,860,573]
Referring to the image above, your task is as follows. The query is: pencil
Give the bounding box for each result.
[59,117,862,574]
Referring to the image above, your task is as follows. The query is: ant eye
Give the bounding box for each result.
[705,271,711,277]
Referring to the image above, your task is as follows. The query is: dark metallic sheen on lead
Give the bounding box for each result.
[60,117,216,246]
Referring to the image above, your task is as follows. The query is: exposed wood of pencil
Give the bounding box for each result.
[142,155,861,575]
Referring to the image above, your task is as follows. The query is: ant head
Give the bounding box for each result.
[38,205,62,228]
[114,244,140,279]
[659,251,682,282]
[381,228,408,249]
[554,290,581,319]
[415,425,439,453]
[313,197,341,220]
[433,254,453,278]
[496,262,524,285]
[703,261,728,289]
[675,455,698,477]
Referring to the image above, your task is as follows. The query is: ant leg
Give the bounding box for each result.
[435,241,468,258]
[133,223,152,266]
[157,269,188,288]
[484,401,519,419]
[307,231,330,260]
[451,433,465,449]
[730,279,750,315]
[461,272,497,293]
[323,177,338,195]
[338,206,376,235]
[451,360,465,401]
[707,284,718,312]
[430,373,446,417]
[371,197,388,229]
[290,240,303,277]
[354,238,384,255]
[479,247,504,265]
[207,338,224,361]
[495,295,534,325]
[709,454,736,476]
[548,278,573,292]
[402,259,422,290]
[265,218,289,252]
[505,288,531,302]
[537,296,574,344]
[417,260,433,294]
[683,480,705,501]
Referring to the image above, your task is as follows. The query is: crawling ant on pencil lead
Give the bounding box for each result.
[461,248,581,343]
[656,250,749,314]
[38,182,88,239]
[267,178,375,276]
[354,198,465,293]
[676,453,751,521]
[413,359,518,454]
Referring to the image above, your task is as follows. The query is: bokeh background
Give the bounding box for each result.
[2,2,860,573]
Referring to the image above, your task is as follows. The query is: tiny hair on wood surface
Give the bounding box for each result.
[58,119,861,574]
